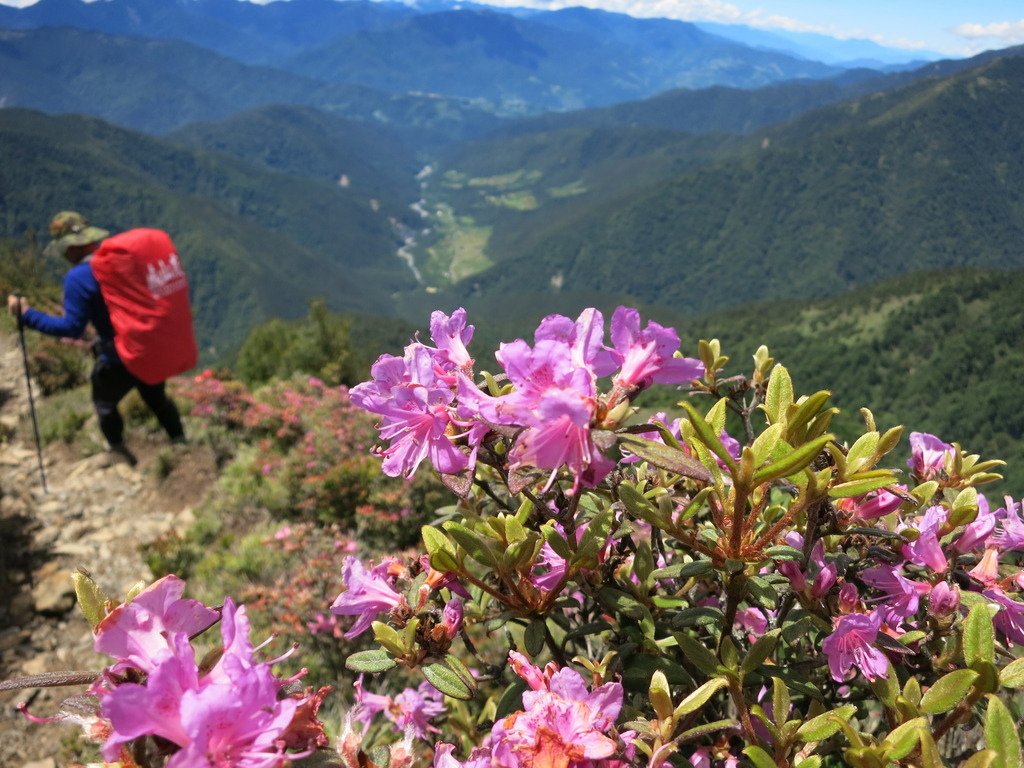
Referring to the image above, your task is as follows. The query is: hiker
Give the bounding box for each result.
[7,211,186,465]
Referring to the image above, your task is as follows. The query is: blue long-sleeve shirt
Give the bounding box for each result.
[22,260,117,361]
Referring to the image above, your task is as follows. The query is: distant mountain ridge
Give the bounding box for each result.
[0,0,848,116]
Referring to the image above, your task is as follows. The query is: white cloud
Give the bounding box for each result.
[953,18,1024,46]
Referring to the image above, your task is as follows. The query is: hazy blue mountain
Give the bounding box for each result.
[0,26,501,139]
[0,0,416,65]
[285,7,841,114]
[696,21,945,67]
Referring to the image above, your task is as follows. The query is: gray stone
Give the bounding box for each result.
[31,568,76,615]
[23,758,57,768]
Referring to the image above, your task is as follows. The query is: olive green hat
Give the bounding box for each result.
[44,211,110,259]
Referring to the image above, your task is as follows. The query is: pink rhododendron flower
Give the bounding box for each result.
[489,652,624,768]
[992,497,1024,551]
[839,487,905,520]
[441,598,464,640]
[534,308,616,377]
[355,677,446,740]
[434,742,492,768]
[983,588,1024,646]
[330,557,408,639]
[954,494,996,553]
[430,308,475,371]
[778,532,835,598]
[899,506,949,573]
[969,547,1002,587]
[838,583,861,614]
[94,574,219,673]
[907,432,953,479]
[860,566,930,623]
[822,611,889,682]
[608,306,703,390]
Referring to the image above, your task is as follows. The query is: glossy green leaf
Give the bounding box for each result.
[998,656,1024,688]
[753,434,834,486]
[763,364,794,425]
[673,677,728,717]
[524,618,546,657]
[671,632,720,677]
[985,694,1022,768]
[964,602,996,666]
[882,717,925,760]
[72,570,107,630]
[616,434,712,482]
[345,649,397,673]
[423,661,474,700]
[796,704,857,742]
[743,746,776,768]
[741,629,781,675]
[920,669,978,714]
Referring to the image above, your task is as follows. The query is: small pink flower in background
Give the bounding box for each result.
[983,588,1024,646]
[777,532,835,598]
[355,677,446,740]
[434,742,493,768]
[860,566,930,623]
[908,431,953,479]
[900,506,949,573]
[968,547,1002,587]
[822,611,889,682]
[735,607,769,640]
[274,525,292,541]
[839,486,905,520]
[992,497,1024,551]
[94,575,219,674]
[689,747,713,768]
[330,557,408,639]
[429,308,475,372]
[954,494,996,553]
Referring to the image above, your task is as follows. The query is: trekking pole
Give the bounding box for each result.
[14,294,48,494]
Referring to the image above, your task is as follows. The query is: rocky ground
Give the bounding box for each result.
[0,340,217,767]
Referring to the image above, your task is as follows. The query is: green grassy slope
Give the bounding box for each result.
[0,109,415,353]
[427,54,1024,320]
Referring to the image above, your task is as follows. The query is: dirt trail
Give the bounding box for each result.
[0,336,216,766]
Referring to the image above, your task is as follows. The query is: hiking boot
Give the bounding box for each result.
[108,443,138,467]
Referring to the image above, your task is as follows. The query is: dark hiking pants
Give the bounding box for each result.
[91,358,184,447]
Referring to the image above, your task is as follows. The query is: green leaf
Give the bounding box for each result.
[597,587,647,619]
[617,483,663,526]
[616,434,712,482]
[443,653,476,690]
[671,632,720,677]
[763,545,804,561]
[524,618,546,657]
[964,602,996,666]
[494,679,527,720]
[649,670,673,721]
[920,669,979,714]
[676,719,736,743]
[423,661,474,700]
[751,423,785,466]
[796,704,857,742]
[345,649,397,673]
[651,559,713,580]
[443,522,499,567]
[882,717,925,762]
[743,746,776,768]
[869,662,899,708]
[422,524,455,559]
[753,434,834,486]
[673,677,729,717]
[960,750,997,768]
[845,431,879,474]
[741,629,781,675]
[680,401,738,473]
[72,570,107,630]
[372,621,407,656]
[787,390,832,435]
[828,475,895,499]
[998,657,1024,688]
[985,694,1022,768]
[541,524,573,561]
[772,677,791,728]
[763,364,794,424]
[918,728,943,768]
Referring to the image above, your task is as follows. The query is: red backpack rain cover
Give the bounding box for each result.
[91,229,198,385]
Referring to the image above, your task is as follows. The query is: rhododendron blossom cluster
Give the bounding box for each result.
[10,306,1024,768]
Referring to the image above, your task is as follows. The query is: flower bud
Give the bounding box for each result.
[838,583,860,614]
[442,598,464,640]
[927,581,960,618]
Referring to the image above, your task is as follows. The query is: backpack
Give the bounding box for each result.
[91,229,198,385]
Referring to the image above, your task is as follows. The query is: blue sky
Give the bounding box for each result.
[3,0,1024,56]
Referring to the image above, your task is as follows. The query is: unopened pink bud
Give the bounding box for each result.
[442,598,464,640]
[838,583,860,613]
[928,582,960,617]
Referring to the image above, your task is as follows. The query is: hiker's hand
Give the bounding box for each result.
[7,295,29,317]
